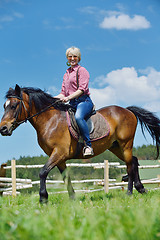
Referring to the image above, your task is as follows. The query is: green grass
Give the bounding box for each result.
[0,190,160,240]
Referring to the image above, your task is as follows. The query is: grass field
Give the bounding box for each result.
[0,190,160,240]
[139,160,160,180]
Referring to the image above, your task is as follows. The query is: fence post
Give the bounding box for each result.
[0,163,7,177]
[0,163,7,196]
[157,160,160,188]
[104,160,109,193]
[11,159,16,197]
[158,175,160,188]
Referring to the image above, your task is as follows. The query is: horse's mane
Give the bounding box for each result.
[6,87,70,112]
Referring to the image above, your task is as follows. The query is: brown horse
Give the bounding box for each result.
[1,84,160,203]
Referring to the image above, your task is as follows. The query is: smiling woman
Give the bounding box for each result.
[55,46,94,157]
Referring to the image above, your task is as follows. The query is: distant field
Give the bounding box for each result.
[139,160,160,180]
[0,190,160,240]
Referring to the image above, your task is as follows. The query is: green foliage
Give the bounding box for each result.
[0,190,160,240]
[6,155,48,179]
[5,149,125,181]
[133,144,158,160]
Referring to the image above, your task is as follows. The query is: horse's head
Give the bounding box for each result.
[0,84,66,136]
[0,84,29,136]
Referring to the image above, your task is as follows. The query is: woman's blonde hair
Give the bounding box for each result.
[66,46,81,62]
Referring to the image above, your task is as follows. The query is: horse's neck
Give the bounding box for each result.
[28,108,65,133]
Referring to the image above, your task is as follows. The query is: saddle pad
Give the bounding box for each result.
[66,111,110,142]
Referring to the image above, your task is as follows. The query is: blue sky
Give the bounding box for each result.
[0,0,160,164]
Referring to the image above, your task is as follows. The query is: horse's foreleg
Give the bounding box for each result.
[57,162,75,199]
[39,165,49,204]
[39,149,64,204]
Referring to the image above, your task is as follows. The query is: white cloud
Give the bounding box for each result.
[90,67,160,110]
[85,45,110,52]
[100,14,151,30]
[144,101,160,112]
[2,59,12,64]
[79,6,151,31]
[13,12,24,18]
[0,12,24,28]
[79,6,98,15]
[48,86,60,96]
[0,15,14,22]
[42,18,77,31]
[4,0,21,2]
[90,87,117,109]
[139,67,160,87]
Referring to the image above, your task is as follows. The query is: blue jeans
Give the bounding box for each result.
[70,95,93,147]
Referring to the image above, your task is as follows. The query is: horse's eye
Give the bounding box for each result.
[11,104,17,110]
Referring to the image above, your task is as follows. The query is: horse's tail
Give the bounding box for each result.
[126,106,160,159]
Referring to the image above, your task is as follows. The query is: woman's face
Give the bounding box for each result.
[67,52,79,67]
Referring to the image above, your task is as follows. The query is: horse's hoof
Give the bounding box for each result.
[139,188,148,194]
[39,198,48,205]
[69,193,75,200]
[127,190,132,196]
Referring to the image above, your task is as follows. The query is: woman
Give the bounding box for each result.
[56,46,94,156]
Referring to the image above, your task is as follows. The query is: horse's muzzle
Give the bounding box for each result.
[0,125,13,136]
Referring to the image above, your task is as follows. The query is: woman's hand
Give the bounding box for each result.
[55,89,83,103]
[63,96,70,102]
[54,94,65,101]
[54,94,69,102]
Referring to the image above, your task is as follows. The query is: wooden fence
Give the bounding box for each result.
[0,160,160,197]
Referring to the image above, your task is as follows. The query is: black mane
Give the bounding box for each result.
[6,87,70,112]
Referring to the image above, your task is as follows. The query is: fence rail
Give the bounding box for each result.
[3,162,120,169]
[0,159,160,197]
[113,164,160,169]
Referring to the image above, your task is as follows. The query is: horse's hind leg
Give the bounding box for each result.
[132,156,147,194]
[121,156,147,194]
[109,141,134,194]
[109,142,147,194]
[57,162,75,199]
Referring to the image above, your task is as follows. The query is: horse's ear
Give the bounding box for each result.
[15,84,21,97]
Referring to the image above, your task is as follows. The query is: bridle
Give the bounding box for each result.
[8,95,62,129]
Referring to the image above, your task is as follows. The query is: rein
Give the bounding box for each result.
[9,96,62,128]
[21,99,62,123]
